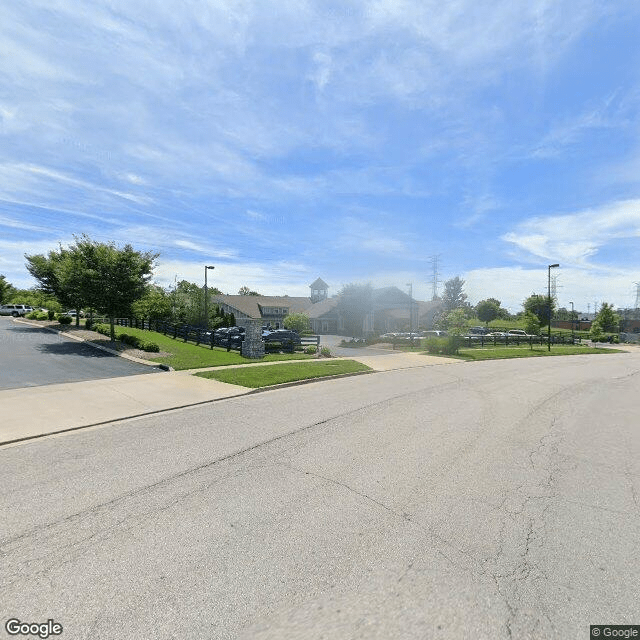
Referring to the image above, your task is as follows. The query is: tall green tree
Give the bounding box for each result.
[476,298,500,325]
[27,236,158,339]
[337,283,373,337]
[595,302,620,333]
[72,236,158,340]
[523,294,555,325]
[523,311,541,336]
[25,246,87,326]
[132,286,172,321]
[0,275,15,304]
[442,277,467,312]
[442,307,470,334]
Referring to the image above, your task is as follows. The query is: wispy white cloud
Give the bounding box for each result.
[333,216,409,255]
[153,258,314,297]
[502,199,640,265]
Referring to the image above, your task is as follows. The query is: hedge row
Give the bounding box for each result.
[93,323,160,352]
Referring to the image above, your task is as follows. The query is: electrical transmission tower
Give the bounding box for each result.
[550,274,561,305]
[430,255,441,300]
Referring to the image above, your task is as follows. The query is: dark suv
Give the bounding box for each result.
[263,329,301,351]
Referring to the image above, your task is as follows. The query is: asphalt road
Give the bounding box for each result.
[1,351,639,639]
[0,317,160,389]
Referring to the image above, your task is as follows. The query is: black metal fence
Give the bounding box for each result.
[111,318,321,353]
[456,334,582,348]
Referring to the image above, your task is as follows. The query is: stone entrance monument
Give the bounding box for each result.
[241,318,265,359]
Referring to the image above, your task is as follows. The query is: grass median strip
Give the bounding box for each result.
[195,360,372,388]
[445,345,622,361]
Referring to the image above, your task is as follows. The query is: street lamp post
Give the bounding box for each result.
[204,265,215,329]
[548,264,559,351]
[570,301,574,343]
[407,283,413,345]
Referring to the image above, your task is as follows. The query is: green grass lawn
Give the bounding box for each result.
[445,344,622,361]
[92,325,313,370]
[195,360,372,388]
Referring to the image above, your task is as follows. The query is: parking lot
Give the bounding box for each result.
[0,317,161,390]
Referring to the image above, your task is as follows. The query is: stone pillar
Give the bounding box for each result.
[241,318,265,359]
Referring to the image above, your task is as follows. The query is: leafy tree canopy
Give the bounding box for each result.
[283,313,310,334]
[476,299,500,325]
[0,275,16,304]
[595,302,620,333]
[131,286,172,321]
[238,286,261,296]
[443,308,470,335]
[523,294,555,325]
[27,235,158,339]
[590,319,604,343]
[523,311,541,336]
[442,277,467,312]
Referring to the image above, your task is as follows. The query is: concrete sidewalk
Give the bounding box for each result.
[2,324,459,446]
[0,371,251,445]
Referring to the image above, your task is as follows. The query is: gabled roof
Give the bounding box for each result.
[310,277,329,289]
[213,295,312,318]
[306,297,338,318]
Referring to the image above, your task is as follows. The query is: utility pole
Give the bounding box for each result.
[204,265,215,329]
[407,283,413,344]
[548,264,559,351]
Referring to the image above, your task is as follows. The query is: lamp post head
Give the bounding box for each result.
[206,265,215,270]
[549,263,559,268]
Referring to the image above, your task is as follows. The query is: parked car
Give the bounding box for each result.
[214,327,245,348]
[65,309,85,317]
[423,330,448,338]
[0,304,33,317]
[469,326,490,335]
[506,329,536,338]
[263,329,301,350]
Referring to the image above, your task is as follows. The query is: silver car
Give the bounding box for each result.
[0,304,33,317]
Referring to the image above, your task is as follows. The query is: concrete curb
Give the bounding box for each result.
[15,319,167,368]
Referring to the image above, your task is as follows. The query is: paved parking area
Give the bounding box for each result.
[0,317,161,390]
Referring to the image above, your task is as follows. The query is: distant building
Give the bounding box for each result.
[212,278,442,335]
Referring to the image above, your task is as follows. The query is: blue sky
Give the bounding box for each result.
[2,1,640,313]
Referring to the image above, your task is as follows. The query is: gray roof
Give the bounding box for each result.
[213,294,312,319]
[306,297,338,318]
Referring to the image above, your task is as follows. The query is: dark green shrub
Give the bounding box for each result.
[94,323,111,336]
[118,333,142,348]
[58,315,72,325]
[441,335,462,355]
[84,319,93,330]
[425,338,441,354]
[142,342,160,352]
[47,310,56,320]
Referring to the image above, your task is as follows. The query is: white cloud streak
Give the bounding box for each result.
[502,199,640,265]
